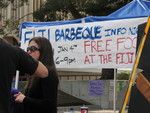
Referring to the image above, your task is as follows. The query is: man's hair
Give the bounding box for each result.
[3,36,20,47]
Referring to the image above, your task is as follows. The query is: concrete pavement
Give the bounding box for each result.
[57,106,128,113]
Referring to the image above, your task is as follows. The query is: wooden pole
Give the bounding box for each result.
[119,16,150,113]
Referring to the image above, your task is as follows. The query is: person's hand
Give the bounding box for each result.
[14,92,26,103]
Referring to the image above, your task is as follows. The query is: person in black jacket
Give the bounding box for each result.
[0,38,48,113]
[128,22,150,113]
[14,37,59,113]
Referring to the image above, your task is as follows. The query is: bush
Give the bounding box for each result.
[117,72,130,80]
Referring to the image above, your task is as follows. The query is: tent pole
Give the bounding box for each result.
[113,69,116,113]
[119,16,150,113]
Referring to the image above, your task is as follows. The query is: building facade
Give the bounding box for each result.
[1,0,46,22]
[0,0,46,36]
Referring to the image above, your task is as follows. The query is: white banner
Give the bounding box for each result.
[21,17,147,69]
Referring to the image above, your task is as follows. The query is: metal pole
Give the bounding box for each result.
[114,69,116,113]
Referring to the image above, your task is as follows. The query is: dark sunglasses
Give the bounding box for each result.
[27,46,40,52]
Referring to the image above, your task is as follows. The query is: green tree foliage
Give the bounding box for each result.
[117,72,130,80]
[33,0,132,21]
